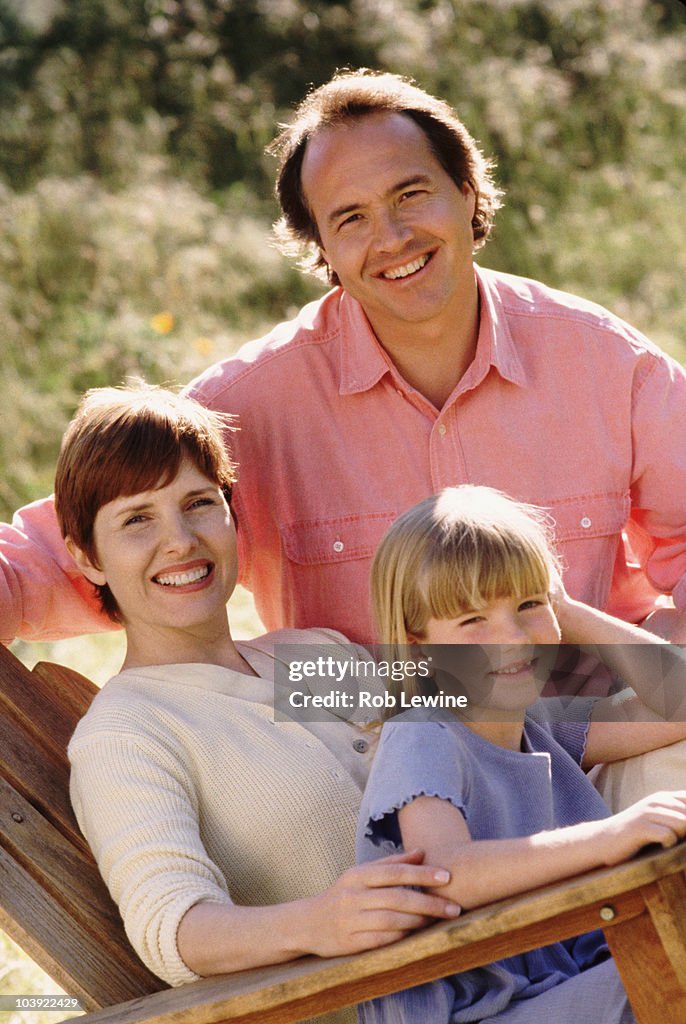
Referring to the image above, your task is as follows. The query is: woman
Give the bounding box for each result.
[57,383,459,1023]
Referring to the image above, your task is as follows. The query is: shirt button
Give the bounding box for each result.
[352,738,369,753]
[333,540,344,553]
[437,423,447,437]
[580,516,592,529]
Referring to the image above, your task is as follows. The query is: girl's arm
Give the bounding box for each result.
[552,587,686,765]
[398,791,686,910]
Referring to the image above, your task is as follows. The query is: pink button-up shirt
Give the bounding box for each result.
[2,266,686,644]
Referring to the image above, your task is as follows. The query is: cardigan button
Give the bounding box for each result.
[333,540,344,553]
[352,738,369,753]
[580,516,592,529]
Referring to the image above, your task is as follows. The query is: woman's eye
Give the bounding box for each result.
[189,497,215,510]
[123,514,147,527]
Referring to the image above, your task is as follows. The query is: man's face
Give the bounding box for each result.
[300,111,477,347]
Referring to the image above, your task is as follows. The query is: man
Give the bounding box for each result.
[3,69,686,645]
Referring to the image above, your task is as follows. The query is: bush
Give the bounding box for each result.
[0,167,322,516]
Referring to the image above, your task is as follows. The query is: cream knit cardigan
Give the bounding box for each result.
[69,629,378,1024]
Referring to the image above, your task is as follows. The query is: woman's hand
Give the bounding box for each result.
[300,848,461,957]
[595,791,686,866]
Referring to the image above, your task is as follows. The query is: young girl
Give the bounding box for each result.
[357,485,686,1024]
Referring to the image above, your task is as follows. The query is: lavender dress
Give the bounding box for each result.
[356,701,635,1024]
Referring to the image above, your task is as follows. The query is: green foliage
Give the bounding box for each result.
[1,0,684,515]
[1,0,684,508]
[0,170,322,517]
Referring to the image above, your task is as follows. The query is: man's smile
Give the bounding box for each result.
[380,252,432,280]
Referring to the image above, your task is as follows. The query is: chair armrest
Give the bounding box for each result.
[67,840,686,1024]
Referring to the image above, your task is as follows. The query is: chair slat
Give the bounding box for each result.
[0,645,160,1007]
[0,845,158,1010]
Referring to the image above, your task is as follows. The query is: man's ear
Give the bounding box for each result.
[462,181,477,218]
[65,537,107,587]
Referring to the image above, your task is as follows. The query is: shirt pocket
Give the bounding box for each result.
[545,491,630,543]
[281,511,400,565]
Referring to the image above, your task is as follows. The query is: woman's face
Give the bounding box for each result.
[76,457,237,643]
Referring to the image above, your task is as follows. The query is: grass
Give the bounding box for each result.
[0,932,82,1024]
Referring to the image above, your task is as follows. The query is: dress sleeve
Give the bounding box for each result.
[0,496,111,643]
[527,697,597,766]
[356,718,469,861]
[69,730,233,986]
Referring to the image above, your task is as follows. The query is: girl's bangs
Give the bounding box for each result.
[420,532,551,621]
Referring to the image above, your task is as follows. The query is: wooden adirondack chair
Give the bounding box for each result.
[2,640,686,1024]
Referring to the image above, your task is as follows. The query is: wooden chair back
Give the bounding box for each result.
[0,642,160,1009]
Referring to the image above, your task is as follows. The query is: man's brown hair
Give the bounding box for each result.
[270,68,502,283]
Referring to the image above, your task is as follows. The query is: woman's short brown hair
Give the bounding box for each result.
[55,383,236,621]
[270,68,503,283]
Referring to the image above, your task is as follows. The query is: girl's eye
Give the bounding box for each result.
[459,615,484,627]
[519,598,544,611]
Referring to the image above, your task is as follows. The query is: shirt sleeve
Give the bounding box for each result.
[357,718,469,861]
[626,350,686,610]
[69,729,233,986]
[0,496,112,643]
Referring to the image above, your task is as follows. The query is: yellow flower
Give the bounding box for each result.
[149,311,175,334]
[193,336,215,357]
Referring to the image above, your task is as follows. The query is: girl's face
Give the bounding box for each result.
[414,591,561,716]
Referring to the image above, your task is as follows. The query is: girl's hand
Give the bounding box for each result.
[302,849,461,957]
[598,791,686,865]
[547,565,578,634]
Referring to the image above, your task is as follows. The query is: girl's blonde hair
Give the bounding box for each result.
[371,486,560,703]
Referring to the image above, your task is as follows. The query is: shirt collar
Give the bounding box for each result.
[473,264,528,388]
[337,264,528,397]
[338,291,394,395]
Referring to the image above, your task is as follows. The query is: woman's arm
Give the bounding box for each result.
[70,732,459,984]
[398,792,686,910]
[177,850,459,975]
